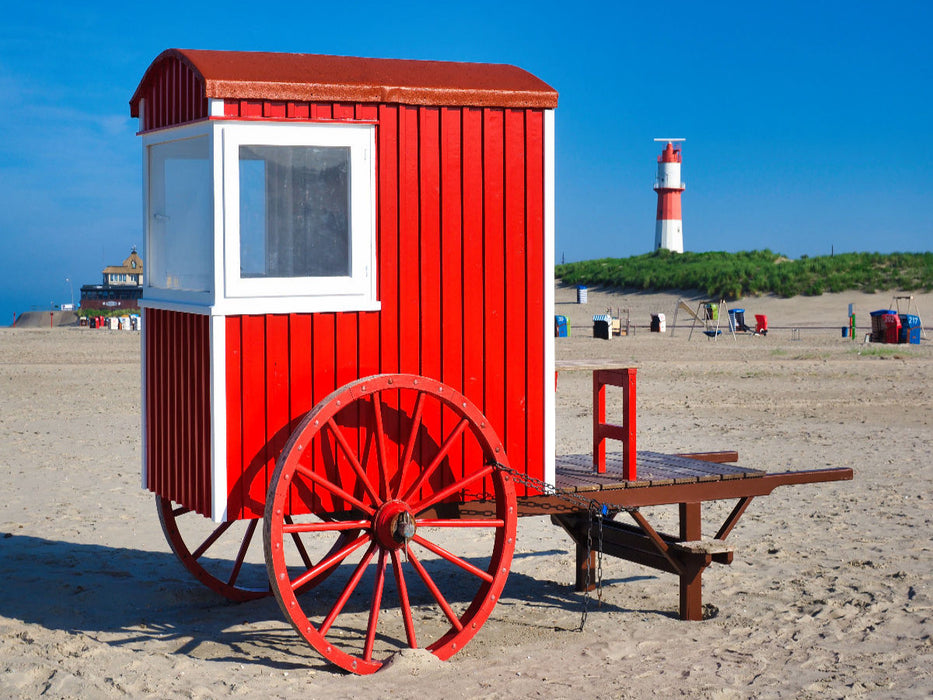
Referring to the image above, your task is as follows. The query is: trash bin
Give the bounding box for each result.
[593,314,611,339]
[755,314,768,335]
[883,313,901,344]
[841,326,848,338]
[576,285,588,304]
[555,315,569,337]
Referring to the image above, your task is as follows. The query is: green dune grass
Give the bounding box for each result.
[556,250,933,300]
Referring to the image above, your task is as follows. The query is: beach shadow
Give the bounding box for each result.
[0,532,668,669]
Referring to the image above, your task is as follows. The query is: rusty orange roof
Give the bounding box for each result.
[130,48,558,114]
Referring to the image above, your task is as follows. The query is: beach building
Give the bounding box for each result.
[80,249,144,311]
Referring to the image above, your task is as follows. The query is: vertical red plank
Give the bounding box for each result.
[265,101,287,118]
[287,101,310,119]
[623,370,637,480]
[398,106,421,376]
[311,103,333,120]
[333,103,355,120]
[199,314,211,516]
[226,316,244,519]
[181,313,192,510]
[378,104,400,378]
[190,314,200,512]
[504,108,527,492]
[417,107,445,491]
[265,314,290,516]
[169,312,181,504]
[524,109,546,487]
[286,314,313,515]
[461,107,485,490]
[311,313,337,511]
[288,314,313,426]
[242,100,263,118]
[356,103,378,122]
[483,107,506,498]
[335,312,360,505]
[376,104,401,490]
[241,316,267,518]
[147,309,158,493]
[398,106,422,498]
[224,99,239,118]
[160,310,169,499]
[440,107,464,480]
[593,374,607,473]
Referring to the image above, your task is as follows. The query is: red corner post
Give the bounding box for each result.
[592,368,637,479]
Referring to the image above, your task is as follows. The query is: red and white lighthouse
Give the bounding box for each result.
[653,138,686,253]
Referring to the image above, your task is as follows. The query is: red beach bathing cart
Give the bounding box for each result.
[131,49,851,674]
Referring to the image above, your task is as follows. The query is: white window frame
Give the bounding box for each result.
[141,122,217,310]
[140,120,379,315]
[221,121,378,313]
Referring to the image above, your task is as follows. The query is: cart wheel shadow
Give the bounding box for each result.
[0,531,669,671]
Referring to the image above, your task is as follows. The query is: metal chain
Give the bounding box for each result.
[490,460,629,630]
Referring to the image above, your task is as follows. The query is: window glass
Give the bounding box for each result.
[147,137,211,292]
[239,145,350,279]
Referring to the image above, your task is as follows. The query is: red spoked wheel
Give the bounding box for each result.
[263,374,517,674]
[158,496,358,602]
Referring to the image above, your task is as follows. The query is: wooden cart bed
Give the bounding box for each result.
[523,449,853,620]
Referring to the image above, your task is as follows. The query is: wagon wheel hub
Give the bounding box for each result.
[373,500,417,550]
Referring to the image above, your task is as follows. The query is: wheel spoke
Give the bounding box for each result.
[295,463,376,516]
[411,534,494,583]
[320,542,378,636]
[324,418,381,506]
[158,496,270,602]
[291,533,370,591]
[393,390,425,498]
[227,518,259,586]
[416,518,505,528]
[411,463,495,514]
[390,549,417,648]
[364,550,388,661]
[283,519,370,534]
[283,514,314,569]
[407,549,463,631]
[401,417,469,502]
[191,520,235,560]
[369,392,391,501]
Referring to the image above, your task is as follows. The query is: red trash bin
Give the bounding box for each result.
[883,313,901,344]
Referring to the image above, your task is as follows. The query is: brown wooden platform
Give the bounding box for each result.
[537,450,853,621]
[555,451,763,493]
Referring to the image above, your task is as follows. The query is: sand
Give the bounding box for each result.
[0,289,930,698]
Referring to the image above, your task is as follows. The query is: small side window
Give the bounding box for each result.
[147,136,212,293]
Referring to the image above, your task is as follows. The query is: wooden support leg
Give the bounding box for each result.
[575,539,597,593]
[679,502,704,621]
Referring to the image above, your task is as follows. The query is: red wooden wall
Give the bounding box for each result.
[145,308,212,516]
[222,102,546,520]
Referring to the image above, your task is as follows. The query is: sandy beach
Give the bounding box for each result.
[1,288,930,698]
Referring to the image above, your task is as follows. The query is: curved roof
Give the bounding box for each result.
[130,48,558,115]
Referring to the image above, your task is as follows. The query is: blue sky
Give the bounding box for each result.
[1,1,931,323]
